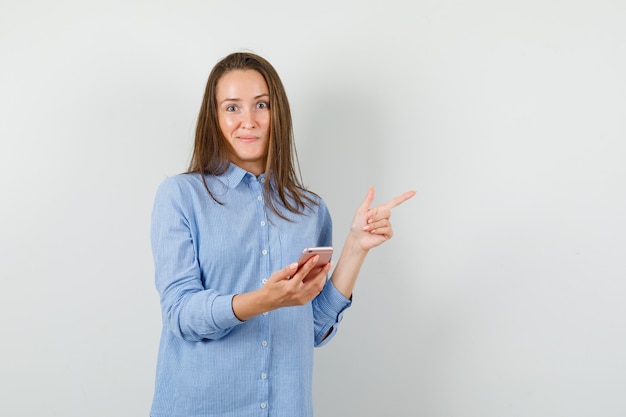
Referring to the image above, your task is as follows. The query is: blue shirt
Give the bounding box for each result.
[150,163,351,417]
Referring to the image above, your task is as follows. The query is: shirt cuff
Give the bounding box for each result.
[210,294,244,329]
[317,279,352,318]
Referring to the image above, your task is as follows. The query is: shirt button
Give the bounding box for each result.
[262,278,268,284]
[261,373,267,379]
[260,403,267,409]
[257,195,263,201]
[261,249,268,256]
[262,312,269,316]
[261,341,268,347]
[260,221,266,227]
[260,177,266,183]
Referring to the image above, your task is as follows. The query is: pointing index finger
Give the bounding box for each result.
[381,190,417,210]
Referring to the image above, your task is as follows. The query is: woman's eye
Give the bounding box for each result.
[257,101,269,109]
[226,105,237,112]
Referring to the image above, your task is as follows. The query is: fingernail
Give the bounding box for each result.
[290,262,298,270]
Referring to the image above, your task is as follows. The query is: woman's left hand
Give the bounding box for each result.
[349,186,416,252]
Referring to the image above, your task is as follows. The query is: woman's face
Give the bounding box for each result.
[216,69,270,176]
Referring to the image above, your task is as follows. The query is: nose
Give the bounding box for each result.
[241,109,256,129]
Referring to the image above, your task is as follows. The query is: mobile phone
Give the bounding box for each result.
[298,246,333,267]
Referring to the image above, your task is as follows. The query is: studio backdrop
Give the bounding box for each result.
[1,1,625,416]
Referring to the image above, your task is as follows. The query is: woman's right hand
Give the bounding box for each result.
[232,256,331,321]
[266,255,331,308]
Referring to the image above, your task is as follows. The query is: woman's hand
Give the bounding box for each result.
[349,186,416,252]
[329,186,416,298]
[264,256,331,308]
[232,255,331,321]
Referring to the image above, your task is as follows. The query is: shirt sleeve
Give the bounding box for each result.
[310,199,352,347]
[150,177,243,342]
[313,279,352,346]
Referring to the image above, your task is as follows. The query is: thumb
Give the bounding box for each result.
[358,186,375,212]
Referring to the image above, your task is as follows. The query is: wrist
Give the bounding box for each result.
[232,288,270,321]
[344,234,369,257]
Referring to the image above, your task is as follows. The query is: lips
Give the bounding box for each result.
[238,136,259,143]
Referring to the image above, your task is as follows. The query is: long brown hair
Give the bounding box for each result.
[187,51,317,219]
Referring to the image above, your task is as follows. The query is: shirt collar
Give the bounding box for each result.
[216,163,267,189]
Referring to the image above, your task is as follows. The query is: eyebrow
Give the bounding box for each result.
[219,93,269,105]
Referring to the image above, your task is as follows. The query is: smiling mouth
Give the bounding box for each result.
[238,136,258,143]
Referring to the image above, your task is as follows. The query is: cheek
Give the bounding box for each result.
[219,116,237,134]
[259,113,271,129]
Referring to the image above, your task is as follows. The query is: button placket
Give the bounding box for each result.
[251,176,271,416]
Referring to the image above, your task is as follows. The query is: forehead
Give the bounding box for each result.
[216,70,269,100]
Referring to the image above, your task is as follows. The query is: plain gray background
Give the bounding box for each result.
[1,1,625,416]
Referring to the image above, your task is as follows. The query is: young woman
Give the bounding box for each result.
[150,51,415,417]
